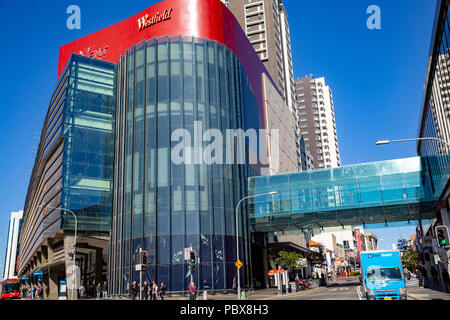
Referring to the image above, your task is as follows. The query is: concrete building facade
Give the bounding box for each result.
[295,75,341,169]
[223,0,295,112]
[3,211,23,280]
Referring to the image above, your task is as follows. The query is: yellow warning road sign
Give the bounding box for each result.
[235,260,243,269]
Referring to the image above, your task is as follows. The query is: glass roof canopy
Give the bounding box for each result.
[247,157,437,232]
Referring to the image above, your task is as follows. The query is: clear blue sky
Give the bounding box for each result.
[0,0,437,275]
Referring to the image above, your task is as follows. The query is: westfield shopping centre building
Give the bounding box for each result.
[18,0,298,297]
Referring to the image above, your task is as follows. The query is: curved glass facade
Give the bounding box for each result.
[109,36,261,294]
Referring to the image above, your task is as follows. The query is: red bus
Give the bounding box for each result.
[1,278,20,299]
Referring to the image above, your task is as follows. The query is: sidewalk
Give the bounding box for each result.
[407,286,450,300]
[162,286,326,301]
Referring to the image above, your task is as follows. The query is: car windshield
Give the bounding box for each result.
[2,281,20,294]
[366,267,402,281]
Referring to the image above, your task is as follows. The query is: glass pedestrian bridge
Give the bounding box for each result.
[247,157,437,232]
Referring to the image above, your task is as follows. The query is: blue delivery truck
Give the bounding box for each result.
[360,250,407,300]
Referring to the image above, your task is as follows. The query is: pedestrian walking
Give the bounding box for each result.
[151,281,158,300]
[46,287,50,299]
[232,276,237,293]
[159,282,166,300]
[38,285,44,299]
[405,270,410,280]
[31,286,36,300]
[416,268,424,288]
[441,269,450,293]
[142,281,149,300]
[80,285,85,298]
[96,283,102,300]
[102,281,108,300]
[431,267,439,287]
[189,282,197,300]
[130,281,138,300]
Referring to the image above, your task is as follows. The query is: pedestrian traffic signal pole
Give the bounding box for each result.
[139,248,143,301]
[235,192,278,300]
[189,251,196,288]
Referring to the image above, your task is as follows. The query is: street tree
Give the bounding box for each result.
[274,251,305,274]
[401,247,419,271]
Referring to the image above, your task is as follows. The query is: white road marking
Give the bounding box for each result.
[356,285,364,300]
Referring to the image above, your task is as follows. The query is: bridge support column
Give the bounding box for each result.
[262,248,269,288]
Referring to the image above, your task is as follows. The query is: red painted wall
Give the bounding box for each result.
[58,0,279,128]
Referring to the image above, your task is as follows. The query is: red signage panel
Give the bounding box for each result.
[57,0,275,128]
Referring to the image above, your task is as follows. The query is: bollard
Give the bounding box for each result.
[203,290,208,300]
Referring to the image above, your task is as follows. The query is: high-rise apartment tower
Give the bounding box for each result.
[295,75,341,169]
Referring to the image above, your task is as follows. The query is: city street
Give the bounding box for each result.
[2,1,450,307]
[283,278,361,300]
[14,276,450,301]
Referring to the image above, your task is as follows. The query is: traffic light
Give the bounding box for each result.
[141,250,148,271]
[190,250,197,265]
[435,226,450,248]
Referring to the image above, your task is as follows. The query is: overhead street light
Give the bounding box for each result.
[235,191,278,300]
[376,137,450,148]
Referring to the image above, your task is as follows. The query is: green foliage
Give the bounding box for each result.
[401,247,419,271]
[274,251,305,271]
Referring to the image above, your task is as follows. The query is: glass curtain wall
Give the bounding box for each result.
[61,55,116,232]
[420,4,450,197]
[110,36,259,294]
[249,157,435,232]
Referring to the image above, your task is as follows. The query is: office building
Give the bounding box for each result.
[416,0,450,292]
[20,0,450,298]
[295,75,341,169]
[17,55,115,299]
[18,0,298,297]
[3,211,23,280]
[364,232,378,251]
[223,0,296,112]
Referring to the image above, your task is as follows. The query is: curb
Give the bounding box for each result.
[259,286,326,300]
[408,294,430,301]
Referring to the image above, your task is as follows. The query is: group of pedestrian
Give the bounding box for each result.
[95,281,108,300]
[22,285,45,299]
[130,281,167,300]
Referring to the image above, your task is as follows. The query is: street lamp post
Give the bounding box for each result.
[39,205,77,300]
[235,191,278,300]
[376,137,450,148]
[376,136,450,245]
